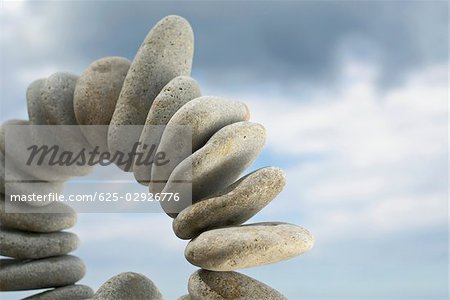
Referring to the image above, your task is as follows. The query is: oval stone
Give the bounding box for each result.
[173,167,285,239]
[188,270,287,300]
[41,72,79,126]
[161,121,265,217]
[93,272,163,300]
[108,15,194,168]
[134,76,201,185]
[0,227,79,259]
[145,76,201,127]
[185,222,314,271]
[151,98,250,195]
[74,56,131,126]
[26,79,47,125]
[0,255,86,291]
[23,284,94,300]
[0,194,77,233]
[40,73,94,175]
[178,295,191,300]
[74,56,131,152]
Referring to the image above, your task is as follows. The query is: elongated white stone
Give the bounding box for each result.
[185,222,314,271]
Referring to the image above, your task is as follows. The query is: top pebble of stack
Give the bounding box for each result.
[108,15,194,169]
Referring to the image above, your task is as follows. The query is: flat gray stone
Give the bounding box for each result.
[26,79,47,125]
[0,255,86,291]
[1,151,64,206]
[0,194,77,232]
[1,119,91,181]
[178,295,191,300]
[0,227,79,259]
[0,119,87,184]
[74,56,131,152]
[0,119,28,154]
[173,167,285,239]
[160,121,265,217]
[134,76,201,185]
[108,15,194,170]
[1,120,58,182]
[188,270,287,300]
[93,272,163,300]
[185,222,314,271]
[23,284,94,299]
[151,97,250,196]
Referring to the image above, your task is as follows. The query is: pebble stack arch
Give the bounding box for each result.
[0,15,314,299]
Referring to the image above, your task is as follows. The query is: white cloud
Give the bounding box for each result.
[243,62,447,162]
[310,193,446,242]
[15,65,60,86]
[210,57,448,243]
[1,1,51,54]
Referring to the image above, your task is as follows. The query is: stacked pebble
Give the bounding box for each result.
[0,65,95,298]
[0,15,314,299]
[0,196,93,298]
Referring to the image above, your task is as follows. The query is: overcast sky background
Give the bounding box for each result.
[0,1,448,299]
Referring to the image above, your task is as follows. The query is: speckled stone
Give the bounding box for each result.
[93,272,163,300]
[173,167,285,239]
[151,97,250,195]
[0,255,86,291]
[0,227,79,259]
[134,76,201,185]
[26,79,47,125]
[74,56,131,151]
[188,270,287,300]
[145,76,201,127]
[188,270,286,300]
[0,122,4,153]
[160,121,265,217]
[0,151,5,192]
[0,194,77,233]
[41,72,79,125]
[108,15,194,168]
[23,284,94,300]
[74,57,131,125]
[185,222,314,271]
[40,73,94,176]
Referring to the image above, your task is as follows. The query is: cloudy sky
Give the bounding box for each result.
[1,1,448,299]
